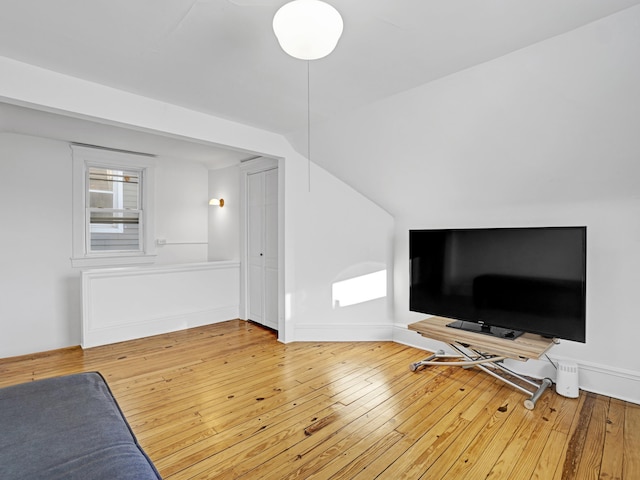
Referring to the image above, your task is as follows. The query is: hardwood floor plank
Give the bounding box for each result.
[161,399,341,478]
[321,429,406,479]
[276,371,472,479]
[323,373,472,479]
[157,346,412,478]
[0,320,637,480]
[533,430,570,480]
[545,392,587,480]
[560,391,597,480]
[358,372,494,480]
[226,364,463,479]
[485,390,560,479]
[438,386,532,480]
[416,383,524,479]
[507,392,571,479]
[149,390,333,461]
[623,402,640,480]
[525,391,575,480]
[599,398,625,480]
[552,391,585,436]
[172,403,362,479]
[228,386,415,478]
[573,394,608,479]
[146,348,399,464]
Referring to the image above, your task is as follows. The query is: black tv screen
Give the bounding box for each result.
[409,227,586,342]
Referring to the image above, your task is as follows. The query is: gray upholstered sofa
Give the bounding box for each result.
[0,372,161,479]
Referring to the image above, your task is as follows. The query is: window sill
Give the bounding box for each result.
[71,254,156,268]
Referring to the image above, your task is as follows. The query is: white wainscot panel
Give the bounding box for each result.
[82,261,240,348]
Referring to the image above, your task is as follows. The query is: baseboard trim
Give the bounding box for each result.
[392,324,640,405]
[294,324,394,342]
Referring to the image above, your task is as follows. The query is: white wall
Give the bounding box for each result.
[0,133,79,356]
[0,132,218,357]
[0,57,394,355]
[305,7,640,402]
[208,164,240,261]
[155,156,209,264]
[284,159,395,341]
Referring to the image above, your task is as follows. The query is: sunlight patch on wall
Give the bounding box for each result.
[332,270,387,308]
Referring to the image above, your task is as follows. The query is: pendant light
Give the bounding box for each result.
[272,0,343,60]
[273,0,343,190]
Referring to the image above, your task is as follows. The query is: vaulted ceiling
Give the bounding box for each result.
[1,0,639,167]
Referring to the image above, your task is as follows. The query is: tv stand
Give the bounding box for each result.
[408,317,555,409]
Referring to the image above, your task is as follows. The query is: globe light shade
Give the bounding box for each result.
[273,0,343,60]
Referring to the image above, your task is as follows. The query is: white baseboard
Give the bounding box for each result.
[294,323,394,342]
[392,324,640,405]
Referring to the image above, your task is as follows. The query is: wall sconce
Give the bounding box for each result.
[209,198,225,207]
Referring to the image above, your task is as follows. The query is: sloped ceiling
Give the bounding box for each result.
[305,4,640,216]
[1,0,639,168]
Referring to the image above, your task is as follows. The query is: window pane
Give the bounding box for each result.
[90,192,114,208]
[88,167,140,210]
[89,211,140,251]
[89,168,113,191]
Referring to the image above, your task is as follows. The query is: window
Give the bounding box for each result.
[87,167,141,251]
[72,145,155,267]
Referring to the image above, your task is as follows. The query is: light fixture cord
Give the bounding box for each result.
[307,60,311,192]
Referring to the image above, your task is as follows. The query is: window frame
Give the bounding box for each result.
[71,144,156,267]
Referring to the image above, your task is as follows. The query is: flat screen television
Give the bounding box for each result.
[409,227,586,343]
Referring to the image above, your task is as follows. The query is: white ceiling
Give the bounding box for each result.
[1,0,639,166]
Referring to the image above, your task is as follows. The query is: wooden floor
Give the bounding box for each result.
[1,320,638,479]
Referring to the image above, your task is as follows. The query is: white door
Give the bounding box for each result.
[247,168,278,330]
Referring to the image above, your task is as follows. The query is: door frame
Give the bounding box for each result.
[239,157,286,340]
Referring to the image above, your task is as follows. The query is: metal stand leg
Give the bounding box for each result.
[524,378,553,410]
[410,343,554,409]
[409,350,446,371]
